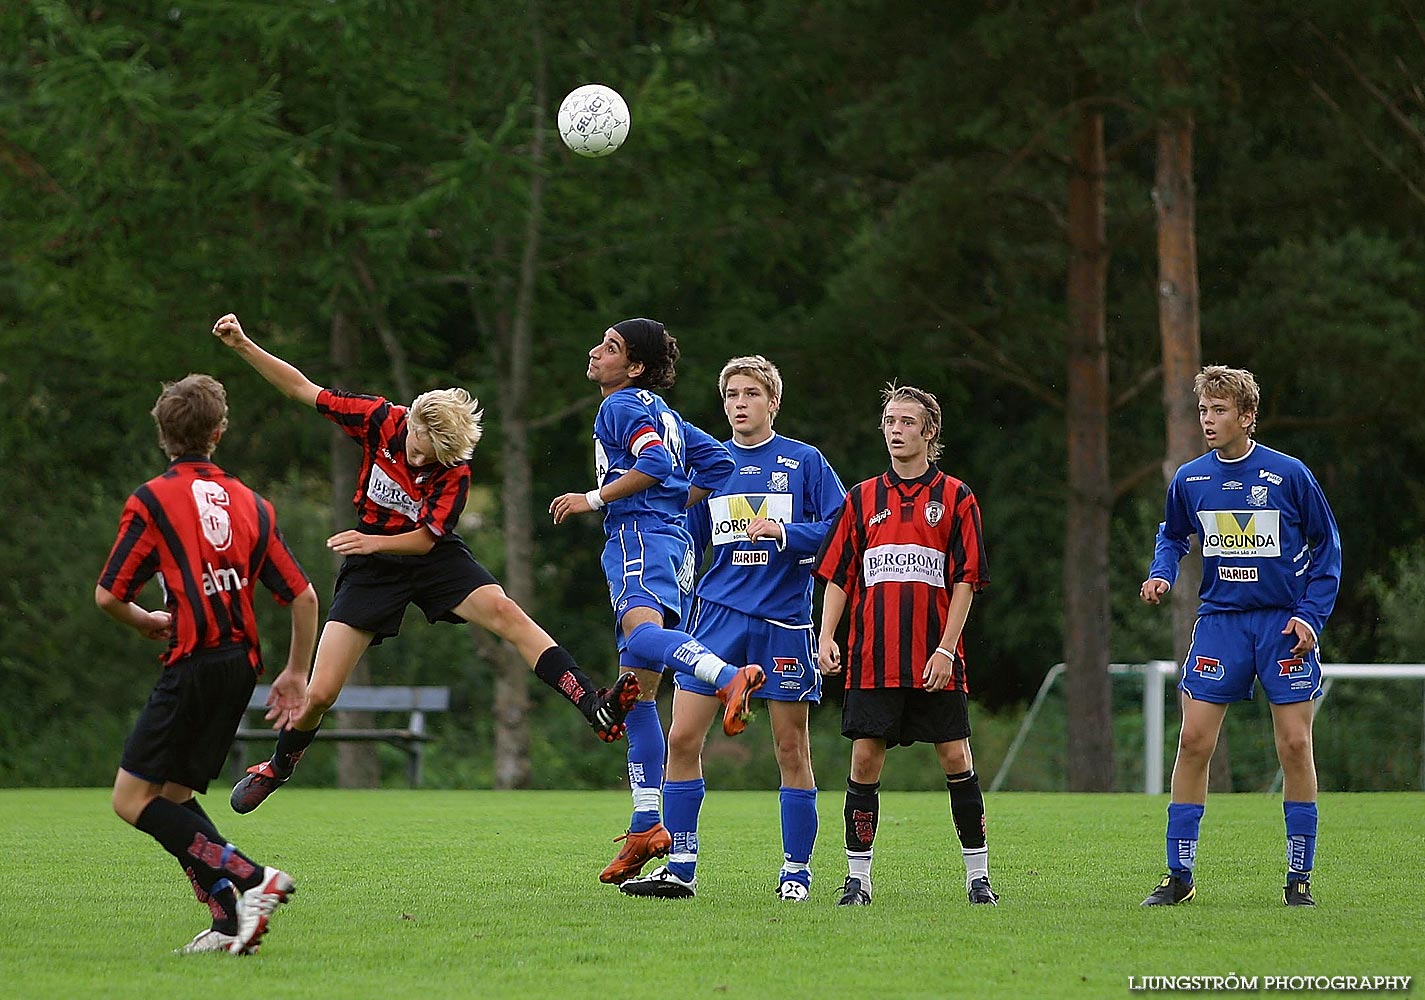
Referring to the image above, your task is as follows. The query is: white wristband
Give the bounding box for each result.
[934,646,956,662]
[585,489,606,511]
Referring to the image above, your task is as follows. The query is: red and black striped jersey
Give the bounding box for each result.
[98,457,311,673]
[813,465,988,691]
[316,389,470,538]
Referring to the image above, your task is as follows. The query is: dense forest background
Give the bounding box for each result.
[3,1,1423,791]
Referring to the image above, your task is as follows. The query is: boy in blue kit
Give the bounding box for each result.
[550,319,766,885]
[1140,366,1341,907]
[619,355,846,901]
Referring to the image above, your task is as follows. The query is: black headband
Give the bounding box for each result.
[612,317,666,364]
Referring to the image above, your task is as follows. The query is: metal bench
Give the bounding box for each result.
[229,684,451,787]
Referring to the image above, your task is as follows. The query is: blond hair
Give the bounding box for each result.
[408,388,484,465]
[881,382,943,462]
[152,374,229,458]
[718,355,783,416]
[1194,365,1259,436]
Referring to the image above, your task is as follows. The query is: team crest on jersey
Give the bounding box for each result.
[770,471,789,492]
[1247,485,1269,507]
[1193,656,1224,680]
[924,500,944,527]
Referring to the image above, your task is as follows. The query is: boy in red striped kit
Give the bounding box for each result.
[814,383,997,907]
[99,373,318,954]
[211,313,636,814]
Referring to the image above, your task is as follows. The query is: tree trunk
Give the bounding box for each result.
[1153,66,1230,790]
[1063,49,1115,792]
[484,9,549,789]
[330,308,380,789]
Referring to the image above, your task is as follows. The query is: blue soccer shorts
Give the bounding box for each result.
[1179,607,1323,705]
[674,599,822,703]
[601,523,696,666]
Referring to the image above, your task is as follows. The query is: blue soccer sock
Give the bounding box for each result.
[624,700,665,832]
[1166,802,1205,881]
[626,620,738,689]
[779,786,818,886]
[1283,800,1318,882]
[663,778,705,882]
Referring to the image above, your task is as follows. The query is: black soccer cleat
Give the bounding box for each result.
[1284,879,1316,906]
[968,876,1000,905]
[589,671,640,743]
[1141,873,1196,906]
[836,876,871,906]
[230,759,289,815]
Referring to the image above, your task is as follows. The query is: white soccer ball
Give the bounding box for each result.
[557,84,630,158]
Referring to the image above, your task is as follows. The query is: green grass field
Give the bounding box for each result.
[1,789,1418,999]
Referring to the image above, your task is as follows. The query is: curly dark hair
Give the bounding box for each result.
[614,318,680,390]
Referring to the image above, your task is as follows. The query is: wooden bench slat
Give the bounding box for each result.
[231,683,450,788]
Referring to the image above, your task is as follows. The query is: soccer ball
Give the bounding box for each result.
[557,84,630,158]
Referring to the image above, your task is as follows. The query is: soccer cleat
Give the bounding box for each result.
[1284,879,1316,906]
[174,929,239,955]
[618,865,696,899]
[777,879,810,902]
[968,876,1000,905]
[228,867,296,955]
[589,671,640,743]
[230,759,289,815]
[836,876,871,906]
[716,664,766,736]
[1141,873,1196,906]
[599,822,672,884]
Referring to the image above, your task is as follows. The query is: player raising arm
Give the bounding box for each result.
[212,313,638,815]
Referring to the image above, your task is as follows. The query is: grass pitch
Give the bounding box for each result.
[1,789,1418,998]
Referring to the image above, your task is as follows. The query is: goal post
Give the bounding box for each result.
[991,661,1425,794]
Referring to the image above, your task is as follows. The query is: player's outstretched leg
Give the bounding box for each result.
[230,723,319,814]
[715,665,765,736]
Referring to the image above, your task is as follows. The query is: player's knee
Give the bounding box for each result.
[1275,730,1313,763]
[666,724,704,765]
[1177,728,1218,763]
[478,593,529,637]
[772,728,810,769]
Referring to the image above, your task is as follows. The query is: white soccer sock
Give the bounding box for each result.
[632,785,661,816]
[847,850,873,892]
[963,846,989,887]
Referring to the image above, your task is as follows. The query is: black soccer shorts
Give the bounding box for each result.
[841,687,972,747]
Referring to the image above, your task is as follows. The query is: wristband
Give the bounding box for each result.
[934,646,956,663]
[585,489,606,511]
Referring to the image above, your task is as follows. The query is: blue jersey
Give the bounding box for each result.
[592,387,734,533]
[688,433,845,626]
[1148,441,1342,638]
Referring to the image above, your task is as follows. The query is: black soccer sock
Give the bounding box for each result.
[533,646,603,720]
[946,769,987,850]
[844,778,881,852]
[180,798,237,933]
[136,797,263,893]
[272,723,320,776]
